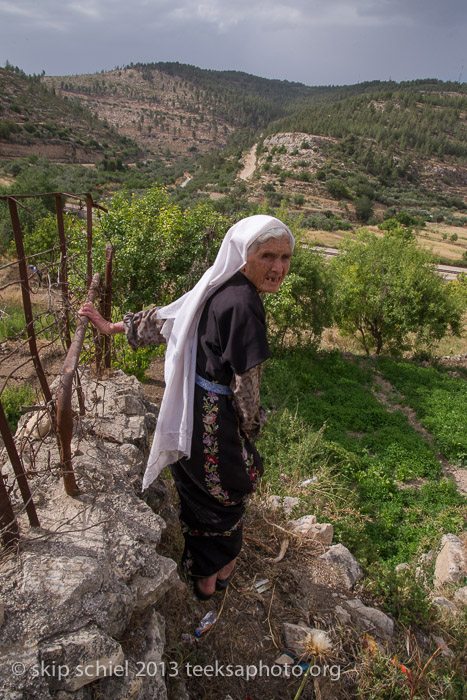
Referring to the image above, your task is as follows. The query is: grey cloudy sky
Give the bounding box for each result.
[1,0,466,85]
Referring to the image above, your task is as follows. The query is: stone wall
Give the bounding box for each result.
[0,369,179,700]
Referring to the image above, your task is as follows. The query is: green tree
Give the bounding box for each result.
[354,194,374,222]
[330,229,463,355]
[325,178,352,200]
[264,245,332,351]
[94,186,231,310]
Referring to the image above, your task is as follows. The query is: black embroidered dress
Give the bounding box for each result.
[171,272,270,577]
[124,271,270,578]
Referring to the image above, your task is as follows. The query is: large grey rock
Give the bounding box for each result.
[0,370,177,700]
[95,609,167,700]
[20,553,103,603]
[287,514,317,532]
[39,625,125,691]
[287,514,334,544]
[344,599,394,640]
[334,605,351,625]
[434,534,466,587]
[320,544,363,589]
[265,495,300,515]
[282,497,300,515]
[0,597,4,628]
[130,556,179,610]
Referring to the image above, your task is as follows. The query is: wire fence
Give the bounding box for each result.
[0,192,114,550]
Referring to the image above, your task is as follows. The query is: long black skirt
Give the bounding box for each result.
[170,383,263,578]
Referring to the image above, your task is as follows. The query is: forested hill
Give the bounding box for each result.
[267,80,467,160]
[2,59,466,168]
[41,62,338,158]
[0,65,141,164]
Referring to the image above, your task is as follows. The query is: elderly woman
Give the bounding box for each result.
[80,214,294,600]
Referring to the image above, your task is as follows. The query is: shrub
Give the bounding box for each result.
[94,187,231,310]
[330,229,463,354]
[325,178,352,199]
[263,245,332,350]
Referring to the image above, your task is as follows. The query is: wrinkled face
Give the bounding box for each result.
[242,235,292,293]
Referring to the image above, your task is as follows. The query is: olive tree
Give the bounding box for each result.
[94,186,231,311]
[330,229,464,355]
[264,244,333,351]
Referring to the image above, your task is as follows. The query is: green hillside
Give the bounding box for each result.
[267,80,467,159]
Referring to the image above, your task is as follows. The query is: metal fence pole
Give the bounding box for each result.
[0,400,40,528]
[103,244,115,369]
[0,468,19,549]
[55,194,86,415]
[56,273,101,497]
[8,198,54,410]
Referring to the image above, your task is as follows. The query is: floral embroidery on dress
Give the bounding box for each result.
[182,549,194,573]
[238,431,260,501]
[202,391,235,505]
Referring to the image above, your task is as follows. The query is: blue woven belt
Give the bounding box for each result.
[195,373,232,395]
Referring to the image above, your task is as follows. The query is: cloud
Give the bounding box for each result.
[358,0,467,27]
[1,0,465,83]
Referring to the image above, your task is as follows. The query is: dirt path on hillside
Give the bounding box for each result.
[238,144,257,180]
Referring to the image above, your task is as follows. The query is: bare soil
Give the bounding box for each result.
[155,493,361,700]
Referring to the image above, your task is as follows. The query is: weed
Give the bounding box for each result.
[1,382,36,431]
[0,303,26,340]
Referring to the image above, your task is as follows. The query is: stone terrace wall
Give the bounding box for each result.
[0,370,178,700]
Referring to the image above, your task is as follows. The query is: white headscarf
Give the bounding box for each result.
[142,214,294,490]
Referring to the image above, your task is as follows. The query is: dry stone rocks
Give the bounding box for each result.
[431,634,455,658]
[282,496,300,515]
[287,515,334,545]
[0,370,177,700]
[395,563,410,572]
[343,599,394,640]
[320,544,363,589]
[334,605,351,625]
[432,596,458,613]
[39,625,125,692]
[453,586,467,605]
[434,534,467,587]
[265,495,299,515]
[95,609,167,700]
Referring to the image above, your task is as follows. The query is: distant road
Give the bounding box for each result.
[238,145,257,181]
[309,246,466,280]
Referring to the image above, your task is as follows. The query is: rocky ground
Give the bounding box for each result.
[0,347,466,699]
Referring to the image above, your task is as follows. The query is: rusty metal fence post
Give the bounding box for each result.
[56,273,102,497]
[0,400,39,528]
[8,197,54,410]
[103,244,115,370]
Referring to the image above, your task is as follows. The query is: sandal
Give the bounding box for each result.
[215,574,232,591]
